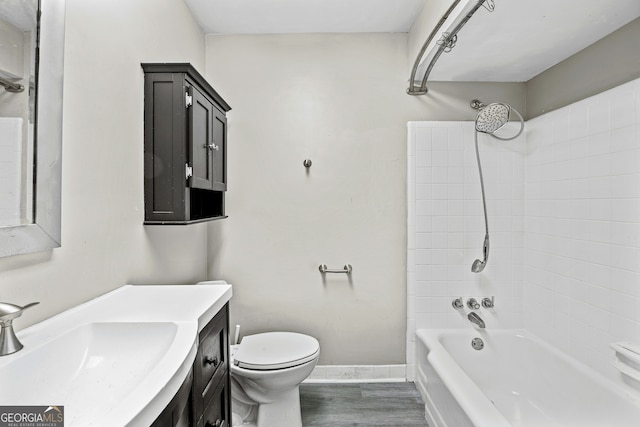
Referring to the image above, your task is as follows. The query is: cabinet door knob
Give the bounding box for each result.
[204,355,219,367]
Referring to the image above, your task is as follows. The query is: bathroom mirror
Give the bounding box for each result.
[0,0,64,257]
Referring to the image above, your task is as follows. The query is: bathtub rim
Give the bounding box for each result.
[416,328,640,427]
[417,328,511,427]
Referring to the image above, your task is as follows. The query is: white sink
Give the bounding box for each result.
[0,322,184,425]
[0,282,232,426]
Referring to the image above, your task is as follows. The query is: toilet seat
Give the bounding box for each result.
[234,332,320,370]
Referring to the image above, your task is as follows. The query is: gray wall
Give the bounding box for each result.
[203,8,640,366]
[0,2,529,367]
[0,0,210,330]
[204,32,524,365]
[527,17,640,118]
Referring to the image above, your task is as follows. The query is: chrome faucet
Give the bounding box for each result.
[481,296,495,308]
[0,302,39,356]
[468,312,485,329]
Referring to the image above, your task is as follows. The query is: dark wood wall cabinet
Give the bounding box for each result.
[142,63,231,225]
[151,304,231,427]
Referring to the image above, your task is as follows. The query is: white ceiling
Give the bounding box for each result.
[427,0,640,82]
[184,0,640,82]
[184,0,427,34]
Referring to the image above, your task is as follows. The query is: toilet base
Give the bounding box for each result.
[256,386,302,427]
[231,413,254,427]
[232,385,303,427]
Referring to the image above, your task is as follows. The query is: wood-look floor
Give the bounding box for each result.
[300,382,430,427]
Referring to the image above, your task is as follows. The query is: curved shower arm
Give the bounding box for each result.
[407,0,492,96]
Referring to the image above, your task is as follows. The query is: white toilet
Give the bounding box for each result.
[230,331,320,427]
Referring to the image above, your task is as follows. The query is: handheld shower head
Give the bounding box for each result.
[469,99,524,273]
[471,259,486,273]
[471,233,489,273]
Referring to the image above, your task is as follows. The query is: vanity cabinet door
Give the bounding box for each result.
[151,369,194,427]
[151,303,231,427]
[201,380,228,427]
[194,303,230,427]
[198,311,226,398]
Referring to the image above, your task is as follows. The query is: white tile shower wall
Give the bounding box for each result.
[0,117,22,224]
[524,77,640,386]
[407,121,526,378]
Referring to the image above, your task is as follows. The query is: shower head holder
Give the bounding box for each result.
[470,99,485,110]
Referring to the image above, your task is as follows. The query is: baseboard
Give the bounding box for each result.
[304,364,407,383]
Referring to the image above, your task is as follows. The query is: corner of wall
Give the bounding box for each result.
[526,17,640,119]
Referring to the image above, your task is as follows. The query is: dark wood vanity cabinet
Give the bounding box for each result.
[194,304,231,427]
[142,63,231,225]
[151,369,194,427]
[150,304,231,427]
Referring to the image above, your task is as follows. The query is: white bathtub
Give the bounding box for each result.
[415,329,640,427]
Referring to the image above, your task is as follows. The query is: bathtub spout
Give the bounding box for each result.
[468,312,485,328]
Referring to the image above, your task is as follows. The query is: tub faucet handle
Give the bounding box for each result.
[467,298,480,310]
[482,296,494,308]
[451,297,464,309]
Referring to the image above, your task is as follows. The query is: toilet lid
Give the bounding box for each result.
[234,332,320,370]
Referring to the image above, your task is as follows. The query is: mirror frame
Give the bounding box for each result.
[0,0,64,257]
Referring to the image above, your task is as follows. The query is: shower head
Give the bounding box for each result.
[475,103,511,134]
[472,101,525,141]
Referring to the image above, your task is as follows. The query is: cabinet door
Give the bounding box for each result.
[200,380,228,427]
[189,85,214,191]
[194,305,230,427]
[211,107,227,192]
[143,72,188,222]
[151,369,193,427]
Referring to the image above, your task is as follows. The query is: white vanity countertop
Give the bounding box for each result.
[0,280,232,427]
